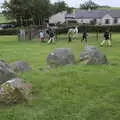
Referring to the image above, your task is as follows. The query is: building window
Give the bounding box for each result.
[105,19,109,24]
[114,18,118,24]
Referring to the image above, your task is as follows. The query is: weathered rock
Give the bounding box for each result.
[10,61,32,72]
[0,60,16,84]
[0,78,32,104]
[80,46,108,65]
[47,48,75,68]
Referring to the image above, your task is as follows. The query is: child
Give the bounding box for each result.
[100,30,112,47]
[39,30,45,42]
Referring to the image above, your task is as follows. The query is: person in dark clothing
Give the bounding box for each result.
[48,29,55,44]
[68,33,72,43]
[81,31,88,45]
[100,30,112,47]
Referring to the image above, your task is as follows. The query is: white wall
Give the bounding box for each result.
[96,19,101,25]
[117,18,120,24]
[101,14,113,25]
[49,11,67,24]
[50,12,120,25]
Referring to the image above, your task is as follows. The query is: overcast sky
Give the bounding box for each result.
[0,0,120,8]
[50,0,120,8]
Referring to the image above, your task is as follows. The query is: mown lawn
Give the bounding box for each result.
[0,33,120,120]
[0,15,11,23]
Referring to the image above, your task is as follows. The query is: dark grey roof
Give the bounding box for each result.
[108,10,120,18]
[66,9,120,19]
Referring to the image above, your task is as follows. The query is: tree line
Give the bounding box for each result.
[1,0,110,26]
[2,0,69,25]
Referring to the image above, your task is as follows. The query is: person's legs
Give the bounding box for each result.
[48,38,52,44]
[23,32,26,40]
[85,38,88,46]
[81,36,84,43]
[108,40,112,46]
[68,36,72,43]
[41,38,43,42]
[52,37,55,43]
[100,40,105,46]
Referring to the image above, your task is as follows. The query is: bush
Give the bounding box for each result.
[55,25,120,34]
[0,28,18,35]
[78,25,120,33]
[55,27,68,34]
[1,25,120,36]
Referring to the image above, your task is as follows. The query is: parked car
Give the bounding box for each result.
[0,23,16,29]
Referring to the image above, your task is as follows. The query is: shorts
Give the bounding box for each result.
[104,37,109,40]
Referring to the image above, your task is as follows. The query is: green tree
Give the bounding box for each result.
[66,7,74,14]
[2,0,29,25]
[2,0,51,25]
[52,1,68,14]
[28,0,51,25]
[80,0,99,10]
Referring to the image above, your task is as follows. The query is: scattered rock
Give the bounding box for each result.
[10,61,32,72]
[0,60,16,84]
[0,78,32,104]
[80,46,108,65]
[47,48,75,68]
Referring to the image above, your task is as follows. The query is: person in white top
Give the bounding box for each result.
[39,30,45,42]
[20,27,25,40]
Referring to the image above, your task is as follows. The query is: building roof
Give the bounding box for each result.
[65,13,75,19]
[65,9,120,19]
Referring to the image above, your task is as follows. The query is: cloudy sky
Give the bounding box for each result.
[50,0,120,8]
[0,0,120,8]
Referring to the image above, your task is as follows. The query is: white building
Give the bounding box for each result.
[49,11,67,24]
[49,9,120,26]
[65,9,120,26]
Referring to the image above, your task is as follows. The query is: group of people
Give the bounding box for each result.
[33,26,112,47]
[67,26,112,47]
[39,28,55,44]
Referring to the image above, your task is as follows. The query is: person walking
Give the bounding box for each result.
[100,30,112,47]
[81,31,88,45]
[48,29,55,44]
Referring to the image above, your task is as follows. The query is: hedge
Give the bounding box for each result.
[0,28,18,35]
[56,25,120,34]
[0,25,120,35]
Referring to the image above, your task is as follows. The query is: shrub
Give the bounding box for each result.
[0,28,18,35]
[55,25,120,34]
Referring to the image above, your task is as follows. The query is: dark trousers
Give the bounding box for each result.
[81,36,87,43]
[68,36,72,43]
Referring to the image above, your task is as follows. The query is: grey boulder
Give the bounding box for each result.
[47,48,75,68]
[0,78,32,104]
[10,61,32,72]
[0,60,16,84]
[80,46,108,65]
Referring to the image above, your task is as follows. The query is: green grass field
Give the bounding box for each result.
[0,34,120,120]
[0,15,11,23]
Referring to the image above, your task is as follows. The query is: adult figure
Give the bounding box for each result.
[20,27,25,40]
[48,29,55,44]
[81,31,88,45]
[100,30,112,47]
